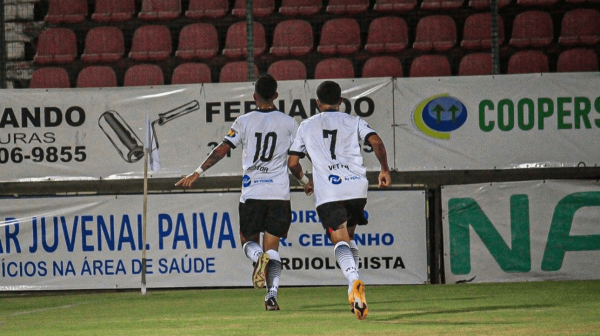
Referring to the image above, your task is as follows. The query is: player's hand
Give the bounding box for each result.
[303,180,314,196]
[378,170,391,188]
[175,172,199,188]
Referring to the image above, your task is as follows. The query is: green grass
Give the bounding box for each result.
[1,280,599,335]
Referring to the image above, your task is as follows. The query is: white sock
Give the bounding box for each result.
[349,239,360,272]
[243,241,262,263]
[334,241,359,292]
[266,249,281,299]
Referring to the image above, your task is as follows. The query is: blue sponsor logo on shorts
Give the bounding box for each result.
[328,174,342,185]
[243,175,251,187]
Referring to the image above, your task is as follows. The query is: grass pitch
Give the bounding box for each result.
[1,280,599,335]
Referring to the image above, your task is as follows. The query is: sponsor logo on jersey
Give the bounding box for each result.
[227,129,236,138]
[412,94,468,140]
[328,174,342,185]
[242,175,251,187]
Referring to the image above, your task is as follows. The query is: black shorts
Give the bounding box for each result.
[239,199,292,239]
[316,198,368,231]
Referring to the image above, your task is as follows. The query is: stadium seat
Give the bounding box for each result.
[509,11,553,48]
[373,0,417,13]
[186,0,228,19]
[176,23,219,61]
[420,0,464,11]
[317,18,361,55]
[326,0,369,15]
[92,0,135,22]
[409,55,451,77]
[138,0,181,21]
[507,50,549,74]
[468,0,512,10]
[129,25,172,61]
[565,0,600,3]
[558,9,600,47]
[458,53,493,76]
[124,64,164,86]
[223,21,266,58]
[516,0,559,6]
[29,67,70,88]
[268,60,307,81]
[314,58,355,79]
[270,20,313,57]
[81,26,124,63]
[219,61,260,83]
[45,0,87,24]
[171,63,212,84]
[76,66,118,88]
[556,49,599,72]
[365,16,408,54]
[33,28,77,65]
[232,0,275,18]
[461,13,505,50]
[413,15,457,52]
[362,56,403,78]
[279,0,322,16]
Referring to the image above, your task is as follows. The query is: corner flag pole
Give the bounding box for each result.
[142,145,148,295]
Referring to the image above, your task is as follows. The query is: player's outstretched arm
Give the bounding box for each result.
[288,154,314,196]
[368,134,391,188]
[175,142,232,188]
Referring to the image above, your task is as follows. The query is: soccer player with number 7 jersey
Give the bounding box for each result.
[288,80,391,320]
[176,74,311,311]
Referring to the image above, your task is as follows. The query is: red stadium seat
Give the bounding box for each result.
[171,63,212,84]
[413,15,457,52]
[317,18,361,55]
[461,13,505,50]
[509,11,553,48]
[373,0,417,13]
[507,50,549,74]
[409,55,451,77]
[76,66,118,88]
[124,64,164,86]
[362,56,403,78]
[558,9,600,47]
[219,62,260,83]
[365,16,408,54]
[268,60,307,81]
[421,0,464,11]
[232,0,275,18]
[129,25,172,61]
[270,20,313,57]
[92,0,135,22]
[458,53,493,76]
[222,21,267,59]
[556,49,599,72]
[186,0,228,19]
[279,0,322,16]
[468,0,512,9]
[138,0,181,21]
[516,0,559,6]
[33,28,77,65]
[314,58,355,79]
[326,0,369,15]
[81,26,124,63]
[30,67,70,88]
[45,0,87,24]
[176,23,219,61]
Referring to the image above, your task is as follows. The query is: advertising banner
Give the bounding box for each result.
[442,180,600,283]
[0,190,427,290]
[394,73,600,170]
[0,78,393,182]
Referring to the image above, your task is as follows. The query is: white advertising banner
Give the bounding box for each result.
[0,78,393,182]
[442,180,600,283]
[394,72,600,170]
[0,190,427,290]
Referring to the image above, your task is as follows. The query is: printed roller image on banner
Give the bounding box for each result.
[0,78,392,182]
[442,180,600,284]
[0,190,427,290]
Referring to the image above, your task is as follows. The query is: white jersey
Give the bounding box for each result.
[289,110,377,206]
[224,109,299,202]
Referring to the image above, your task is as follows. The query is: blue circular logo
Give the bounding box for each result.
[328,175,342,185]
[242,175,251,187]
[413,94,468,139]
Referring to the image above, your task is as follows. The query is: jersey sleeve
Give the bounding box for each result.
[223,118,243,149]
[288,122,306,158]
[358,118,377,145]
